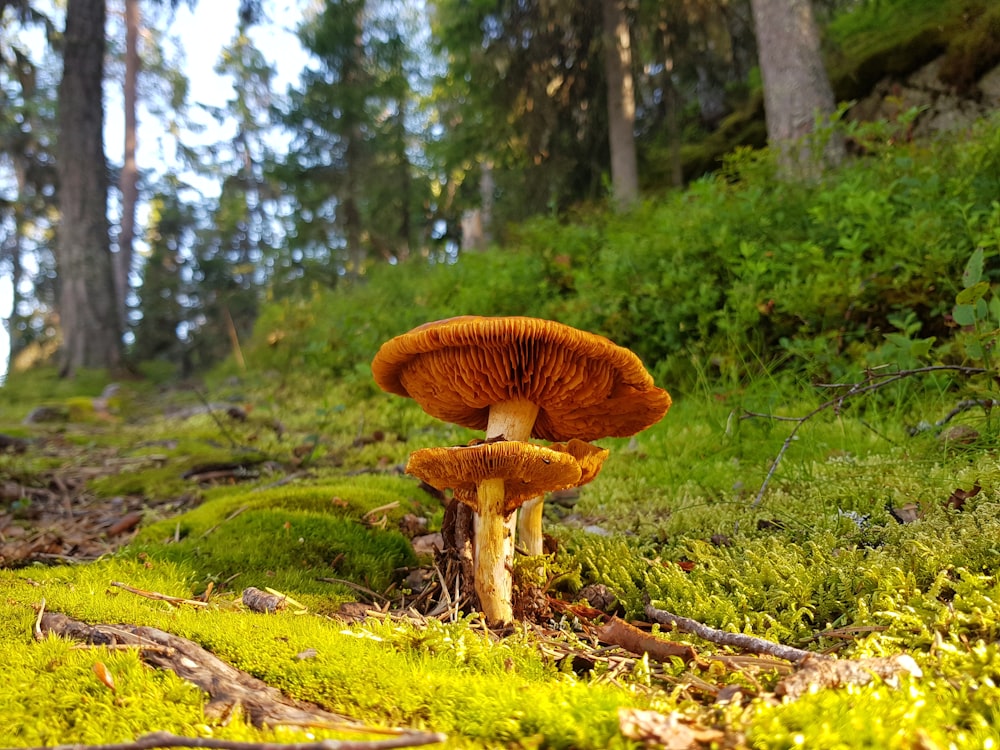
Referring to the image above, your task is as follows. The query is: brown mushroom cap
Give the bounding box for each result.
[406,441,582,515]
[548,439,610,486]
[371,316,671,441]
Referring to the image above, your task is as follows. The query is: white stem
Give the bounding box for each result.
[517,496,545,556]
[473,477,514,626]
[485,399,539,442]
[482,398,539,555]
[470,399,540,625]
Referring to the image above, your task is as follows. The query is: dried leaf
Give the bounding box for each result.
[619,708,724,749]
[776,654,922,699]
[93,661,116,692]
[945,481,981,511]
[597,616,699,664]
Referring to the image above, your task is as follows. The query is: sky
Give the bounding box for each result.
[0,0,312,381]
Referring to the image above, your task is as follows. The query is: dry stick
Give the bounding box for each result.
[188,385,258,453]
[223,306,248,371]
[111,581,210,608]
[33,598,45,640]
[0,729,447,750]
[644,604,819,665]
[39,612,363,729]
[200,504,251,539]
[742,364,988,506]
[933,397,1000,428]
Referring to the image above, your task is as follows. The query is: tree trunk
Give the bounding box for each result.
[601,0,639,209]
[749,0,844,180]
[56,0,122,376]
[117,0,140,329]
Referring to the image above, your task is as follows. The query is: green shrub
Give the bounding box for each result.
[240,114,1000,394]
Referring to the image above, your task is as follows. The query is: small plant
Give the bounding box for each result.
[953,247,1000,372]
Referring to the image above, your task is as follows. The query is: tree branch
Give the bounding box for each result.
[742,364,989,505]
[644,604,816,664]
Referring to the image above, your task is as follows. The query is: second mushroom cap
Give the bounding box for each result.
[406,441,583,516]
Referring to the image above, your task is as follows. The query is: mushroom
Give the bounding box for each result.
[406,440,582,624]
[517,438,610,557]
[370,315,672,444]
[372,316,671,624]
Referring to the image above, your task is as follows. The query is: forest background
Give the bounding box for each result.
[6,0,997,386]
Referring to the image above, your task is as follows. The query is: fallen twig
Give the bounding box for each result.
[742,364,988,505]
[200,504,251,539]
[242,586,288,613]
[644,604,922,698]
[39,612,362,729]
[935,397,1000,426]
[111,581,209,608]
[0,728,448,750]
[33,598,45,640]
[645,604,815,664]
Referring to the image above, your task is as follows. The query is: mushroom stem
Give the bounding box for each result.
[486,399,539,442]
[481,398,540,570]
[473,477,514,625]
[517,496,546,556]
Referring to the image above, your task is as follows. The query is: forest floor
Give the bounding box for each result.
[3,370,1000,748]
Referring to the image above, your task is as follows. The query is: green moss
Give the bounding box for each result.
[128,479,429,601]
[0,560,649,748]
[940,2,1000,89]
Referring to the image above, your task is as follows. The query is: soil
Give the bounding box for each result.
[0,432,199,567]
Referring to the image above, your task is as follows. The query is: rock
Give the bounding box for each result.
[411,532,443,557]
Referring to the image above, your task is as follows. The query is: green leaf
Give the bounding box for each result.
[909,336,936,359]
[955,280,990,305]
[962,247,984,288]
[953,304,977,326]
[965,339,986,360]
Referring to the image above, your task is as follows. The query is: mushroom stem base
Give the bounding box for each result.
[474,477,514,626]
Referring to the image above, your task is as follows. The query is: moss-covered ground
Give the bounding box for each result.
[2,364,1000,748]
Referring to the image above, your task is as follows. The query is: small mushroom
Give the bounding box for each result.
[518,438,610,557]
[406,441,582,624]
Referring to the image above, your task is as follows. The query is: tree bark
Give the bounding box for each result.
[117,0,141,329]
[749,0,844,180]
[56,0,122,376]
[601,0,639,208]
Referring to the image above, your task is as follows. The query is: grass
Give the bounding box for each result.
[3,362,1000,747]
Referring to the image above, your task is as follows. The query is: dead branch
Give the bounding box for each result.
[742,364,988,505]
[38,612,362,729]
[110,581,210,608]
[596,616,699,664]
[644,604,819,664]
[0,728,447,750]
[644,604,922,698]
[937,397,1000,426]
